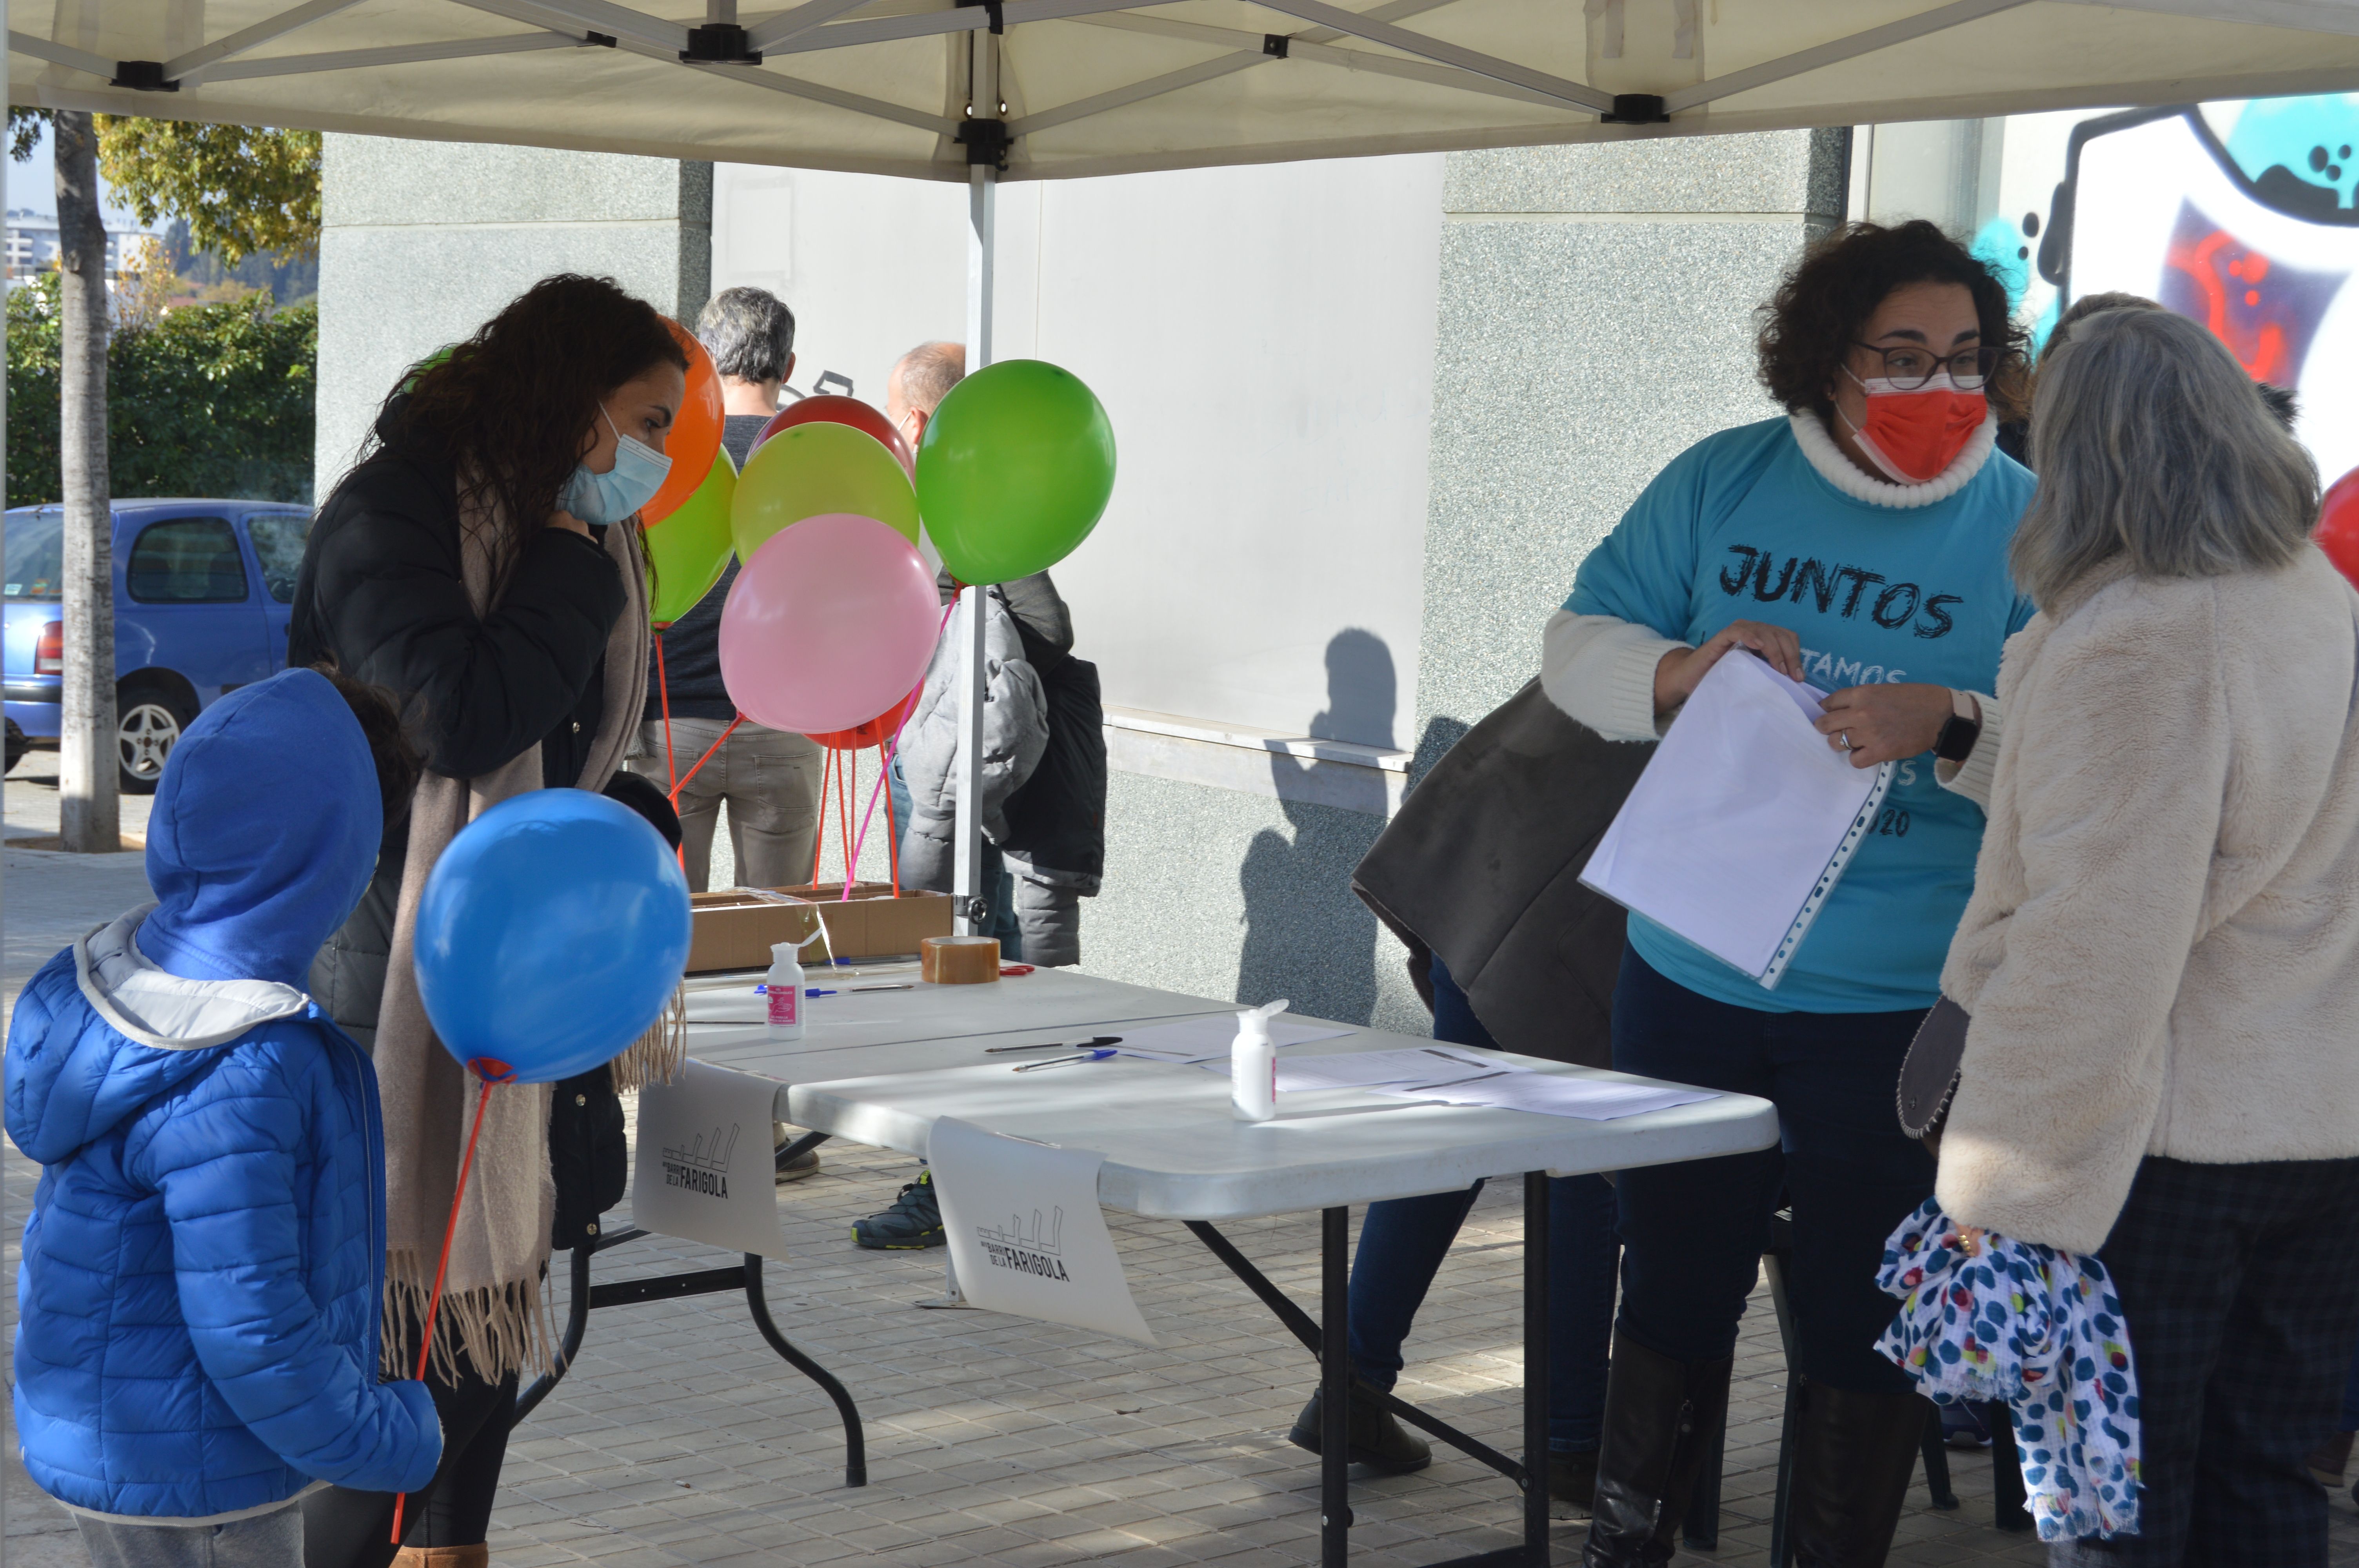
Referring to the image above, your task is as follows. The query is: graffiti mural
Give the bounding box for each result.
[1977,95,2359,530]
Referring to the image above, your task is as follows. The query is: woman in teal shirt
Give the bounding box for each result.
[1548,221,2035,1568]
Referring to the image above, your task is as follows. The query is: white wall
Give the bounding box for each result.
[710,155,1445,754]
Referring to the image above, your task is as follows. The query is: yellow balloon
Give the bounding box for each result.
[731,421,920,561]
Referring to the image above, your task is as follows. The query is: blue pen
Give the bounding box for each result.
[754,985,837,997]
[1012,1047,1119,1073]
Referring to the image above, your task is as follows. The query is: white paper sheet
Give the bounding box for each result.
[926,1116,1157,1346]
[1581,652,1892,985]
[631,1059,792,1258]
[1386,1073,1716,1122]
[1109,1013,1353,1063]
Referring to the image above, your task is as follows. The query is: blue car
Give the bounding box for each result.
[4,501,315,791]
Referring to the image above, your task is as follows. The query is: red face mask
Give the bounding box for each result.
[1839,369,1988,485]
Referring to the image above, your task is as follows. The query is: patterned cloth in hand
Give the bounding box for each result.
[1876,1197,2141,1542]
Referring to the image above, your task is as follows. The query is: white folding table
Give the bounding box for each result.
[529,967,1779,1568]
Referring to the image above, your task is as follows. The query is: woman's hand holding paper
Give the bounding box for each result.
[1813,682,1951,767]
[1653,619,1804,716]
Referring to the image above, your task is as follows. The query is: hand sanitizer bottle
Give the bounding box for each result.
[766,930,823,1042]
[1231,998,1287,1122]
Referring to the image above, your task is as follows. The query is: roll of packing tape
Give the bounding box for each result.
[921,935,1001,985]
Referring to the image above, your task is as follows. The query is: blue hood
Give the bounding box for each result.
[138,668,382,988]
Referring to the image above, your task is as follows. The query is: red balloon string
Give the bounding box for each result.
[671,715,742,802]
[655,633,682,875]
[389,1076,498,1546]
[809,748,832,889]
[841,597,954,902]
[835,746,854,883]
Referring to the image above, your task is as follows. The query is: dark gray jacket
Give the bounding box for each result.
[1352,679,1652,1069]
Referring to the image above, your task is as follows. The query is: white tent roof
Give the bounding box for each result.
[11,0,2359,182]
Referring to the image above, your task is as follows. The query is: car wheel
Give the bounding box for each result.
[4,719,25,775]
[118,682,194,795]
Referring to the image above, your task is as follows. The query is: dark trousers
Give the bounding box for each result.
[1345,956,1621,1451]
[2055,1155,2359,1568]
[302,1340,516,1568]
[1611,946,1932,1392]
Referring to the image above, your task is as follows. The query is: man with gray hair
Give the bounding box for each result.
[703,283,801,414]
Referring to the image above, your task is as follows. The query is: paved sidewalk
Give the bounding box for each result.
[7,845,2359,1566]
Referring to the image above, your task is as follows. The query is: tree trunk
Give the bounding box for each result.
[55,109,118,853]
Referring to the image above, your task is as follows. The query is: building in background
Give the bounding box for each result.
[4,211,149,285]
[313,102,2350,1028]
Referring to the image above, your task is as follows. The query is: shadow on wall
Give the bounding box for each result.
[1235,630,1397,1026]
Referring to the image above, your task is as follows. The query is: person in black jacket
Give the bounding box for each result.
[288,274,689,1568]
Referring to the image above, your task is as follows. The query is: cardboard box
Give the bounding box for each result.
[686,884,955,973]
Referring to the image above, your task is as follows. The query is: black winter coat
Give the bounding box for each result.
[289,425,638,1251]
[962,570,1108,884]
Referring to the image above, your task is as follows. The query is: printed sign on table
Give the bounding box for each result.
[631,1058,791,1259]
[926,1115,1156,1346]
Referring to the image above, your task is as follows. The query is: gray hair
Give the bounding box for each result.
[697,287,796,383]
[2012,308,2318,611]
[892,341,965,416]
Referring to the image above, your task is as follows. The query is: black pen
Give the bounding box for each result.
[985,1035,1122,1054]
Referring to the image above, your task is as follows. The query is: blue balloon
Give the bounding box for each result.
[414,789,691,1083]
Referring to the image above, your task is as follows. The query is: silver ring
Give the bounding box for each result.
[1837,731,1854,751]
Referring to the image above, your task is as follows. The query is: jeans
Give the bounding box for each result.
[78,1507,302,1568]
[1344,955,1620,1452]
[1610,946,1933,1393]
[631,717,822,893]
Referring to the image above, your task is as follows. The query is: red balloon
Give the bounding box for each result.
[808,685,919,751]
[752,395,915,477]
[2319,466,2359,589]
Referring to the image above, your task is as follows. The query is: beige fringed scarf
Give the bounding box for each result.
[374,499,686,1383]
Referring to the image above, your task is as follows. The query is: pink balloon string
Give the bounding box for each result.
[842,597,958,901]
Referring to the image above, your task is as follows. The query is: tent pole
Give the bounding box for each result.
[952,29,998,939]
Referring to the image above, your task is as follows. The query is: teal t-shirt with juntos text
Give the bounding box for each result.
[1565,416,2037,1014]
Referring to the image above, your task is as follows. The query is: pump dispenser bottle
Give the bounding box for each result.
[1230,998,1287,1122]
[765,929,825,1042]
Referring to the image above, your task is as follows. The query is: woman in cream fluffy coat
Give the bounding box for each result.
[1938,306,2359,1568]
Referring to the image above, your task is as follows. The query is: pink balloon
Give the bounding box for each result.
[717,514,942,735]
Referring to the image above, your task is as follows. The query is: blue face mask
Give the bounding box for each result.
[559,404,672,525]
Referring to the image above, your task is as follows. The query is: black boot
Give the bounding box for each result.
[1785,1379,1929,1567]
[1581,1335,1732,1567]
[1287,1380,1432,1474]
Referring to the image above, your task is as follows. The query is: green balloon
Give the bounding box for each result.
[646,446,736,626]
[731,421,920,562]
[398,345,456,394]
[916,359,1115,585]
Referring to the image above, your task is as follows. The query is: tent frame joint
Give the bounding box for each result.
[1602,92,1667,124]
[1261,32,1288,58]
[955,0,1005,36]
[109,60,180,90]
[586,29,616,45]
[679,21,760,61]
[957,115,1011,169]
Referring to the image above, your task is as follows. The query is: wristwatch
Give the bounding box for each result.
[1935,689,1983,765]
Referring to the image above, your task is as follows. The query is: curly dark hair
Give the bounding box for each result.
[367,274,687,576]
[309,662,422,831]
[1757,220,2030,425]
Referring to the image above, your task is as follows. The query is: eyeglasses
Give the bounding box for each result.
[1851,343,2001,391]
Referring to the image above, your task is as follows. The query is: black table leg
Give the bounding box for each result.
[1322,1205,1352,1568]
[747,1254,868,1487]
[1523,1172,1550,1563]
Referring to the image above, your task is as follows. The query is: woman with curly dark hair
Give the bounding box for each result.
[287,273,691,1568]
[1540,221,2037,1567]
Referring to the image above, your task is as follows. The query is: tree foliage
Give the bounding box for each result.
[93,119,320,263]
[7,273,318,505]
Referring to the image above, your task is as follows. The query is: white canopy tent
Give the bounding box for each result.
[11,0,2359,930]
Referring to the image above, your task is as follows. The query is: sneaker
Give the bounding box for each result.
[1547,1448,1598,1520]
[852,1168,945,1249]
[1941,1401,1993,1450]
[1287,1383,1432,1475]
[775,1147,821,1184]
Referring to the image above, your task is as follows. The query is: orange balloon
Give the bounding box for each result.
[643,320,723,525]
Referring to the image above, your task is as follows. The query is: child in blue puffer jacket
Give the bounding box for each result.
[8,667,444,1568]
